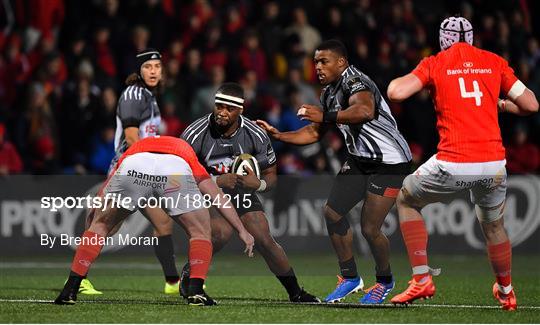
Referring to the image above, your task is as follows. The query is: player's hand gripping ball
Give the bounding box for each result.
[231,154,261,179]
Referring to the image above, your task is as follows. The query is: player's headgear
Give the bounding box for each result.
[215,83,245,109]
[439,16,473,51]
[136,48,162,74]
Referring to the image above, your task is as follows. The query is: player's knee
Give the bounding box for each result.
[361,224,380,241]
[257,235,278,251]
[255,239,281,257]
[152,221,173,237]
[397,187,421,209]
[92,221,112,237]
[323,204,342,223]
[211,226,233,246]
[475,202,505,224]
[325,211,351,236]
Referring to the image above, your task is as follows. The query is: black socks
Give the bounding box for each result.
[339,257,358,279]
[153,235,179,283]
[276,268,302,297]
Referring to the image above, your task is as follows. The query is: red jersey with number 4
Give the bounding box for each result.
[413,43,518,162]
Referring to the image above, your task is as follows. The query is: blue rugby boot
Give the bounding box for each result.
[324,275,364,303]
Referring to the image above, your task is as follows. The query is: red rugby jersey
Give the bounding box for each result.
[413,43,518,162]
[117,136,210,183]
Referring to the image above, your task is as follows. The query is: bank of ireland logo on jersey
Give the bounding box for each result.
[463,62,473,68]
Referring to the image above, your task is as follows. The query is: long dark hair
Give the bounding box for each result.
[125,73,140,86]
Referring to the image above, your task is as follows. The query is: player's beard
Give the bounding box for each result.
[213,113,234,133]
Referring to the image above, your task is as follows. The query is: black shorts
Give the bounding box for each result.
[326,156,411,216]
[222,187,264,216]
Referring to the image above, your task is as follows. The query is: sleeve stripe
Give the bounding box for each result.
[242,116,269,140]
[190,124,209,143]
[184,115,209,137]
[243,121,265,143]
[185,116,210,143]
[122,86,145,101]
[183,117,207,135]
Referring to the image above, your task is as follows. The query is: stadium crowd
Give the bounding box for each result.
[0,0,539,175]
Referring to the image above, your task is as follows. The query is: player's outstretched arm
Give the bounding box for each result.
[197,178,254,257]
[256,119,321,145]
[499,88,539,116]
[387,73,424,102]
[335,91,376,124]
[296,94,376,125]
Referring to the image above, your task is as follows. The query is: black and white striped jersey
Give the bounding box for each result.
[321,65,411,164]
[180,114,276,175]
[113,84,161,160]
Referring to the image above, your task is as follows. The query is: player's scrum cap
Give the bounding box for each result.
[439,16,473,51]
[136,48,162,71]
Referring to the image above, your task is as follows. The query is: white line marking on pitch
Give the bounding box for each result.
[0,299,539,310]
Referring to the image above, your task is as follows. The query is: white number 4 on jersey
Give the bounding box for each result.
[459,77,483,106]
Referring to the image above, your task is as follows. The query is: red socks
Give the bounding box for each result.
[400,220,429,281]
[71,231,104,276]
[487,240,512,288]
[189,239,212,280]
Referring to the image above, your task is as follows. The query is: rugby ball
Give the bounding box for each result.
[231,154,261,179]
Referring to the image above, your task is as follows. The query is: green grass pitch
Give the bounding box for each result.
[1,253,539,323]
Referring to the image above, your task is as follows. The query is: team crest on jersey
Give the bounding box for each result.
[341,161,351,173]
[347,77,366,92]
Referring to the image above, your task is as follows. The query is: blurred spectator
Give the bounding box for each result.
[283,68,318,105]
[17,83,59,174]
[93,0,128,57]
[223,5,246,49]
[163,39,185,66]
[24,0,64,51]
[1,1,538,174]
[239,70,260,119]
[321,6,346,40]
[161,100,186,137]
[200,22,227,74]
[285,7,321,55]
[93,26,117,80]
[96,87,117,127]
[257,1,283,76]
[121,25,150,77]
[162,57,189,121]
[190,65,225,118]
[60,76,101,168]
[237,30,268,82]
[180,48,207,116]
[506,125,540,174]
[64,34,91,77]
[0,34,32,110]
[89,125,115,174]
[0,123,23,175]
[279,85,310,132]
